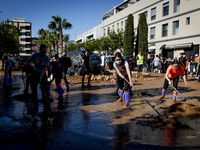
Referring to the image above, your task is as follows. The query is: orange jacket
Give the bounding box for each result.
[166,65,185,79]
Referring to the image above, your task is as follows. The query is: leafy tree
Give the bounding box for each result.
[48,15,72,53]
[138,13,148,61]
[108,30,124,52]
[63,34,70,51]
[123,14,134,58]
[99,37,111,52]
[0,20,22,56]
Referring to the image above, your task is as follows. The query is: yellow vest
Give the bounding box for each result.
[137,54,144,65]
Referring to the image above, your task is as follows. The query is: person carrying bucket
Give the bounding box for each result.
[46,54,65,100]
[159,60,187,104]
[113,52,133,109]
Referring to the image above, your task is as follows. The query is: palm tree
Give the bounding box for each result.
[48,15,72,53]
[63,34,70,51]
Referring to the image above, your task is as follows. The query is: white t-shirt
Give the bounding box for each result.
[113,61,129,76]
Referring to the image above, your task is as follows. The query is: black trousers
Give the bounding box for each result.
[163,75,179,90]
[52,74,62,85]
[30,72,47,109]
[5,68,12,77]
[118,76,129,91]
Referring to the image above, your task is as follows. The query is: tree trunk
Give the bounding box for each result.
[53,40,55,50]
[59,27,63,53]
[56,40,58,51]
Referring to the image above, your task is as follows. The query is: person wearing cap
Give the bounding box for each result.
[2,55,13,86]
[81,49,93,88]
[28,44,50,112]
[179,53,187,81]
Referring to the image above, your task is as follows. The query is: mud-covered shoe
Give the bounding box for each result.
[58,95,63,100]
[117,97,123,102]
[122,104,130,109]
[158,96,164,100]
[81,84,86,88]
[172,98,176,104]
[87,84,92,88]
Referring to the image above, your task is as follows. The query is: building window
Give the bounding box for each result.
[121,21,123,31]
[21,32,25,35]
[26,38,30,42]
[162,24,168,37]
[117,23,119,31]
[104,29,106,36]
[26,32,30,36]
[150,27,155,39]
[20,38,26,41]
[25,26,31,30]
[112,25,114,31]
[186,17,190,25]
[163,2,169,16]
[139,11,148,21]
[173,20,179,35]
[20,26,25,30]
[108,27,110,34]
[151,8,156,20]
[174,0,180,13]
[125,20,127,28]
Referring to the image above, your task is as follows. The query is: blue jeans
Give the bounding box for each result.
[137,65,143,72]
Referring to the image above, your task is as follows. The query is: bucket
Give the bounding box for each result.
[68,71,73,76]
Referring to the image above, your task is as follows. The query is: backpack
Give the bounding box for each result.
[9,59,15,68]
[59,57,72,68]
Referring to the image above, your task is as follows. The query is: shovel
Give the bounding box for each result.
[171,84,187,102]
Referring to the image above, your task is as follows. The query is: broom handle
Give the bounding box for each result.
[123,77,161,116]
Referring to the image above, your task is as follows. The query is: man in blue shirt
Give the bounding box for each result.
[2,55,13,86]
[28,44,50,112]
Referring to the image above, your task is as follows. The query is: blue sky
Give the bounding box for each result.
[0,0,123,41]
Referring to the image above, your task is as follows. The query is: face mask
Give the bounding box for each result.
[183,55,186,57]
[115,60,122,64]
[195,55,198,57]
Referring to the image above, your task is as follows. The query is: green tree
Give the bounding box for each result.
[123,14,134,58]
[63,34,70,51]
[0,20,22,56]
[48,15,72,53]
[108,30,124,52]
[138,13,148,61]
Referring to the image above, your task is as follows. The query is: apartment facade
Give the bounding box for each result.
[77,0,200,59]
[30,37,39,53]
[76,24,102,43]
[6,18,32,56]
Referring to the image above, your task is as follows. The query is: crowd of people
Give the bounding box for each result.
[2,45,200,111]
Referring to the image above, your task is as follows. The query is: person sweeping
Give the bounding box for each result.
[159,60,187,104]
[113,52,133,109]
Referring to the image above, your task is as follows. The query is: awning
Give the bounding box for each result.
[148,46,156,52]
[160,43,193,50]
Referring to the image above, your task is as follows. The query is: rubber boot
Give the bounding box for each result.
[8,77,12,86]
[57,84,64,99]
[172,90,178,104]
[117,89,123,102]
[65,79,70,92]
[122,91,130,109]
[159,88,167,100]
[3,76,7,84]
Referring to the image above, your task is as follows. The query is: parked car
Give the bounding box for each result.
[66,51,101,75]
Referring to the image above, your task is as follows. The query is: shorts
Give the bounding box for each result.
[82,67,92,75]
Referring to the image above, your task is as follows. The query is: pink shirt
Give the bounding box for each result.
[113,61,129,76]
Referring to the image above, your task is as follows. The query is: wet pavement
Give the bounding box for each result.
[1,71,200,150]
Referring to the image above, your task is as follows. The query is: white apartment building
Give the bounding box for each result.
[6,18,32,56]
[76,24,102,43]
[77,0,200,58]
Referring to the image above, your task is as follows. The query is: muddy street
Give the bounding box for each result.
[1,71,200,149]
